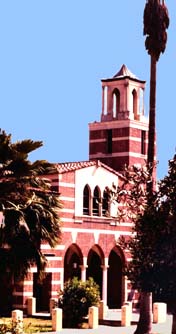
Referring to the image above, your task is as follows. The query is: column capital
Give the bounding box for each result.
[101,265,109,270]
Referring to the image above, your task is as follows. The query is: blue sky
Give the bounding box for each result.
[0,1,175,180]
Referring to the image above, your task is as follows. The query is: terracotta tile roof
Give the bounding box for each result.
[55,160,96,173]
[54,160,124,178]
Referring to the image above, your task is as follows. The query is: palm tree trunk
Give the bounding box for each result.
[172,313,176,334]
[147,55,157,188]
[134,291,152,334]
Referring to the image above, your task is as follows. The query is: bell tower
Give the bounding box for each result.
[89,64,149,172]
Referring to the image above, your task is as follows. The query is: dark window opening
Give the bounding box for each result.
[83,185,90,215]
[141,130,146,155]
[107,129,112,154]
[93,186,100,216]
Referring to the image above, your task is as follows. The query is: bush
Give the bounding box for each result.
[58,277,100,328]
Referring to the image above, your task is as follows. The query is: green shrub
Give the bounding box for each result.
[58,277,100,328]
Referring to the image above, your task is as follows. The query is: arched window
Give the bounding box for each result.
[93,186,100,216]
[102,189,109,216]
[113,89,120,118]
[83,184,90,215]
[132,89,137,119]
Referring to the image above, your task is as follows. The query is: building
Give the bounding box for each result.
[2,64,149,314]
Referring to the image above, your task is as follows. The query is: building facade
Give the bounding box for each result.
[2,65,150,314]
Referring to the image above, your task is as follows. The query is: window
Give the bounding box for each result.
[83,185,90,215]
[132,89,137,119]
[141,130,146,155]
[93,186,100,216]
[107,129,112,154]
[112,89,120,118]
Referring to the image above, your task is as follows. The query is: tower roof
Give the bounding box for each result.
[113,64,137,79]
[102,64,145,83]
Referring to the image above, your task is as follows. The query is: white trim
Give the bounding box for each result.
[90,152,149,158]
[52,281,61,285]
[29,268,63,273]
[90,136,150,143]
[61,208,74,213]
[60,196,75,202]
[59,182,75,188]
[41,244,65,250]
[89,119,148,130]
[14,292,33,297]
[45,256,62,261]
[63,227,132,236]
[61,218,75,223]
[51,291,60,296]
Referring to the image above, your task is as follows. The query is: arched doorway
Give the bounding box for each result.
[86,246,103,297]
[64,244,82,282]
[107,247,124,309]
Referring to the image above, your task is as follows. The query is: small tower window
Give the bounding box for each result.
[107,129,112,154]
[113,89,120,118]
[102,189,109,216]
[93,186,100,216]
[83,184,90,215]
[141,130,146,155]
[132,89,137,120]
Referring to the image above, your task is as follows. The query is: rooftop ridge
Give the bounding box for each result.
[54,159,124,178]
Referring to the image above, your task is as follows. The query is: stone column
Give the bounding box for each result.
[101,258,109,305]
[80,257,87,282]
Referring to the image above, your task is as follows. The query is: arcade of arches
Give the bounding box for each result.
[64,243,125,309]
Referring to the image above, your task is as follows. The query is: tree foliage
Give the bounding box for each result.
[58,277,100,328]
[111,156,176,311]
[0,129,62,282]
[143,0,169,61]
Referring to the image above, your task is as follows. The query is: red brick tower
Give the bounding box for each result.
[89,64,149,172]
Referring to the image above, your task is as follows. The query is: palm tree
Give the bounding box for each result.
[144,0,169,185]
[0,129,62,312]
[134,1,169,333]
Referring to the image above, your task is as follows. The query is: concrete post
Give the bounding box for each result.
[12,310,23,334]
[52,307,62,331]
[153,302,167,323]
[98,300,108,320]
[88,306,98,329]
[123,301,132,316]
[27,297,36,316]
[121,304,131,327]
